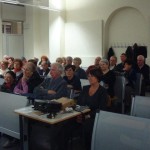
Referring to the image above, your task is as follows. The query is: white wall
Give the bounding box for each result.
[49,11,65,62]
[1,3,25,21]
[66,0,150,65]
[24,6,49,59]
[65,20,103,67]
[1,0,150,67]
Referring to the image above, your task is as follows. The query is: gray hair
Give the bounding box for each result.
[137,55,145,60]
[100,58,109,65]
[51,62,63,73]
[25,62,36,72]
[66,56,73,61]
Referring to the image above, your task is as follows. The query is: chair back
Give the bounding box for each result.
[0,92,29,139]
[0,78,4,85]
[92,111,150,150]
[80,79,90,88]
[131,95,150,118]
[135,73,143,95]
[114,74,126,113]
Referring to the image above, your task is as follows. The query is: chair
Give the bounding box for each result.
[113,74,126,113]
[0,92,29,139]
[0,78,4,85]
[91,111,150,150]
[134,73,143,95]
[80,79,90,89]
[130,95,150,119]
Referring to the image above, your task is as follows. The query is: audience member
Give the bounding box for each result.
[38,55,51,67]
[134,55,150,95]
[33,62,67,100]
[73,68,108,150]
[14,62,43,94]
[3,55,10,61]
[0,71,16,93]
[86,56,101,74]
[73,57,87,79]
[0,60,9,78]
[123,60,136,113]
[63,64,82,97]
[0,71,17,148]
[56,57,63,65]
[13,58,23,80]
[109,56,117,70]
[114,53,127,72]
[7,57,14,70]
[99,59,116,98]
[37,61,50,77]
[66,56,73,65]
[62,57,66,67]
[21,56,27,67]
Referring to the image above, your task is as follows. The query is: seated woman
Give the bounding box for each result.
[13,62,43,95]
[38,55,51,68]
[0,71,17,148]
[99,59,116,106]
[76,68,108,150]
[63,64,82,98]
[0,71,16,93]
[0,60,9,78]
[13,58,23,81]
[123,60,136,113]
[73,57,87,79]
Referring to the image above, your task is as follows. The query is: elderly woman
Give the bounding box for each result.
[99,59,116,98]
[14,62,43,94]
[73,57,87,79]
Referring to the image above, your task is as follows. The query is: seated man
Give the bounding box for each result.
[109,56,117,70]
[114,53,127,73]
[37,60,50,78]
[134,55,150,95]
[34,62,68,100]
[86,56,101,74]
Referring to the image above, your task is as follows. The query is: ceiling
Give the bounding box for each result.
[0,0,60,11]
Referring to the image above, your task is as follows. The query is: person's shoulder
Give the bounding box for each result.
[144,64,150,68]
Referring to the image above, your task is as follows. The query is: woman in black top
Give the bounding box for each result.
[99,59,116,98]
[76,68,108,150]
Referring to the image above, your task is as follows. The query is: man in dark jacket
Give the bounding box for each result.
[34,62,68,100]
[134,55,150,95]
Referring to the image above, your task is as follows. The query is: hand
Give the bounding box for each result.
[22,76,28,82]
[47,90,56,95]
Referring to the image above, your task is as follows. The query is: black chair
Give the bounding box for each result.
[92,111,150,150]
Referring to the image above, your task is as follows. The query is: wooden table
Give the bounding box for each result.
[14,105,90,150]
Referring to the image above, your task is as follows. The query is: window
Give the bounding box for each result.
[2,21,23,34]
